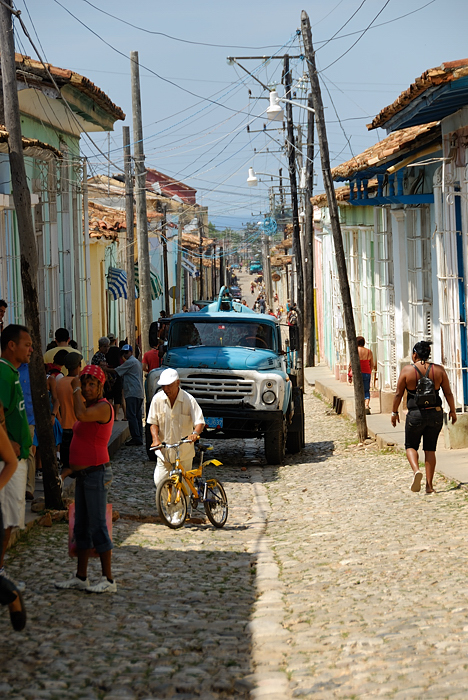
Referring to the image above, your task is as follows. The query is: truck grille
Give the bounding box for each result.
[182,375,254,403]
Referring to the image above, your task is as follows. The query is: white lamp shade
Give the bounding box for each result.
[247,167,258,187]
[266,90,284,121]
[299,210,306,223]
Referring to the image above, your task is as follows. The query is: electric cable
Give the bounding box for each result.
[315,0,368,53]
[318,0,392,72]
[78,0,293,50]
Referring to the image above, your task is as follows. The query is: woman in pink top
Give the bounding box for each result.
[55,364,116,595]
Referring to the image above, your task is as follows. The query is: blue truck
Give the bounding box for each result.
[145,287,304,464]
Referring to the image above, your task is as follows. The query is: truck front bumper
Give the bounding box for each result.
[201,405,284,439]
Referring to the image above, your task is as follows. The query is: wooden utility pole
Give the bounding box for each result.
[304,93,315,367]
[131,50,152,355]
[176,211,184,312]
[284,54,304,389]
[301,10,367,440]
[198,219,204,300]
[0,0,63,509]
[123,126,136,349]
[161,204,170,315]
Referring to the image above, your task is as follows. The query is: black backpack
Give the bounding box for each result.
[413,364,438,408]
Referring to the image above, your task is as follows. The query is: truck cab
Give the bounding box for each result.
[145,287,304,464]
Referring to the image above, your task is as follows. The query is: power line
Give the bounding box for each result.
[319,0,396,72]
[316,0,368,53]
[53,0,297,118]
[79,0,292,50]
[314,0,437,47]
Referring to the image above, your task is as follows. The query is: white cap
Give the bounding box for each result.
[157,368,180,386]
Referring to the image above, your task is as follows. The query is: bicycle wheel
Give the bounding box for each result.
[156,477,187,529]
[203,479,228,528]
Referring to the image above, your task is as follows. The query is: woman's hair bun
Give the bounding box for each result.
[413,340,432,361]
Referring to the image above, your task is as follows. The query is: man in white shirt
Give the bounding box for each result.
[147,368,204,487]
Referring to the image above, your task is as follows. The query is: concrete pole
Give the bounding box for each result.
[123,126,136,350]
[131,50,152,355]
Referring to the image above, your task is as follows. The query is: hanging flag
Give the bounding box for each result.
[107,267,127,300]
[134,263,163,300]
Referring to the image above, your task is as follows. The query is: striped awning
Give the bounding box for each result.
[107,267,127,300]
[107,265,163,301]
[134,264,163,301]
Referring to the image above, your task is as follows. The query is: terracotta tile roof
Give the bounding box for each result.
[332,122,440,180]
[368,59,468,131]
[0,123,61,158]
[310,185,353,207]
[88,201,125,240]
[146,168,197,205]
[276,238,293,250]
[311,180,379,207]
[13,53,125,122]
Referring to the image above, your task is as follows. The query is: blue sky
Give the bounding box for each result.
[17,0,468,228]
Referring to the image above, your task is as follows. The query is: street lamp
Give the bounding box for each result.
[246,168,282,187]
[266,90,315,121]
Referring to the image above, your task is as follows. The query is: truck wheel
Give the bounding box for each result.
[264,421,286,464]
[145,423,157,462]
[286,387,305,454]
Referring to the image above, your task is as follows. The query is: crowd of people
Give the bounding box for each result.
[0,308,174,627]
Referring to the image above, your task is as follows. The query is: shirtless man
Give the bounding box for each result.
[391,341,457,494]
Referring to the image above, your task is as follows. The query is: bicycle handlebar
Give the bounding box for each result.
[149,436,192,451]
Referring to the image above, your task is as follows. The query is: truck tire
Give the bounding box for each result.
[145,423,157,462]
[286,387,305,454]
[264,421,286,464]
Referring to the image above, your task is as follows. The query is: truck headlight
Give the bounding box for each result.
[262,390,276,405]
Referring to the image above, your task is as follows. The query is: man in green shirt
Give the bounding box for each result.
[0,324,33,577]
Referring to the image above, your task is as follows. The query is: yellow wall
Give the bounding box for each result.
[89,238,109,351]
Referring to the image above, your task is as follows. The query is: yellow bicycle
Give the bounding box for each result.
[152,438,228,529]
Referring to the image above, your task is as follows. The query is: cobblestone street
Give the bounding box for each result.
[3,391,468,699]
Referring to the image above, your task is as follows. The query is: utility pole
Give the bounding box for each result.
[284,54,304,389]
[123,126,136,349]
[304,93,315,367]
[131,50,152,355]
[161,204,170,315]
[212,242,216,296]
[0,0,63,509]
[219,245,225,287]
[301,10,367,440]
[198,219,204,300]
[176,210,184,312]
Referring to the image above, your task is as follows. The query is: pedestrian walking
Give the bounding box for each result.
[349,337,375,414]
[0,417,26,630]
[105,346,125,421]
[114,344,144,446]
[147,368,204,491]
[55,364,116,594]
[0,325,33,579]
[391,341,457,493]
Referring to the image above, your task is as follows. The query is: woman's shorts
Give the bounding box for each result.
[0,459,27,529]
[405,408,443,452]
[74,465,113,553]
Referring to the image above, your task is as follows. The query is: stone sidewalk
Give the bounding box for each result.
[305,365,468,486]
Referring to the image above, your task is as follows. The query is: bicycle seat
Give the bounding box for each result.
[197,443,213,452]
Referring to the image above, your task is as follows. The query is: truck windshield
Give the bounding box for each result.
[169,320,276,351]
